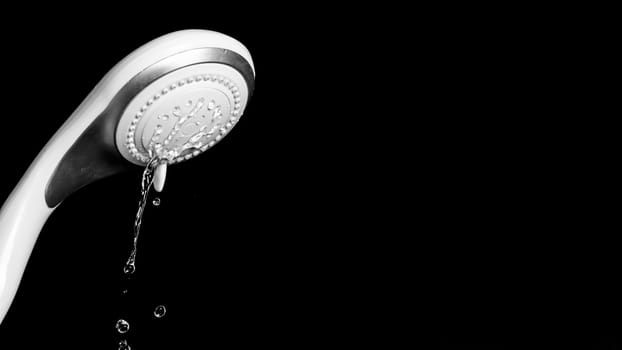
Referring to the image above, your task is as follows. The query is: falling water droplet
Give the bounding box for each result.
[118,339,131,350]
[116,319,130,334]
[152,197,161,206]
[154,305,167,318]
[123,263,135,275]
[122,289,128,294]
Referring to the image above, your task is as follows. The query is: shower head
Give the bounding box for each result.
[117,64,248,166]
[46,30,255,206]
[0,30,254,323]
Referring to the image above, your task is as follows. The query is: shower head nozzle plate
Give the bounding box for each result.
[116,63,250,165]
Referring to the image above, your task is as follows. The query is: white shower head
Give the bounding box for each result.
[0,29,255,323]
[115,51,252,166]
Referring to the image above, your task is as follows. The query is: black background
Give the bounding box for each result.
[0,5,618,350]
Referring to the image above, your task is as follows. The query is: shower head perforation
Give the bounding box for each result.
[119,66,247,166]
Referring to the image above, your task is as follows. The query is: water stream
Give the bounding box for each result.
[122,156,160,275]
[116,155,168,349]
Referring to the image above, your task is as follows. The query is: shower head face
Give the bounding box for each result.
[116,63,250,165]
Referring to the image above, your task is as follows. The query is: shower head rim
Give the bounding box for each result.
[111,46,255,166]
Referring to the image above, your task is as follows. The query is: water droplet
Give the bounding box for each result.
[118,339,131,350]
[154,305,167,318]
[122,289,128,294]
[186,100,193,106]
[152,197,161,206]
[189,133,204,143]
[123,263,135,275]
[208,100,215,110]
[173,106,182,117]
[116,319,130,334]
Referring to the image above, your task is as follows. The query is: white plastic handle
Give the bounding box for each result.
[0,151,58,324]
[0,29,254,324]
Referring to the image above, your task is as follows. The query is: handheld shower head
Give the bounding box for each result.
[46,31,254,207]
[0,30,255,323]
